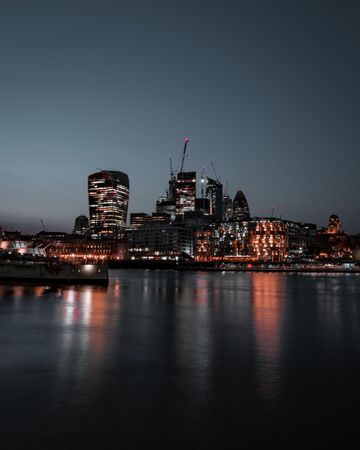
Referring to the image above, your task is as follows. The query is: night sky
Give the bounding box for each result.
[1,0,359,233]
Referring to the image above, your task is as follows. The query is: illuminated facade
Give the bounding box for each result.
[248,218,288,262]
[327,214,343,234]
[194,221,249,260]
[206,177,223,221]
[130,213,150,229]
[88,170,129,238]
[214,221,249,257]
[195,228,214,260]
[48,239,127,262]
[175,171,196,216]
[128,223,192,259]
[156,195,176,220]
[315,214,350,259]
[130,212,171,229]
[222,193,233,221]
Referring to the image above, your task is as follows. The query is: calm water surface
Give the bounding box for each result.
[1,270,360,449]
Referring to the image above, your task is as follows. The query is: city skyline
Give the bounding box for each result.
[1,1,360,232]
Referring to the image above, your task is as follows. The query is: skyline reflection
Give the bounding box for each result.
[251,273,285,412]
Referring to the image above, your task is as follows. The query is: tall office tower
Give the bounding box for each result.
[206,177,223,221]
[88,170,129,238]
[232,190,250,221]
[156,194,176,220]
[222,193,233,221]
[73,214,90,235]
[175,171,196,216]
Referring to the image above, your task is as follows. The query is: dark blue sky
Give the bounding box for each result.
[1,0,359,233]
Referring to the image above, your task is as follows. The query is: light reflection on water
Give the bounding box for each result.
[1,271,360,449]
[251,273,285,412]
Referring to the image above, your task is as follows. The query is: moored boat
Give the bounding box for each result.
[0,241,108,285]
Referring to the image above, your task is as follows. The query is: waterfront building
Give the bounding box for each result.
[286,221,316,258]
[175,171,196,216]
[194,221,249,261]
[127,222,192,259]
[213,221,249,257]
[315,214,350,259]
[233,191,250,221]
[248,218,288,262]
[195,228,215,260]
[349,234,360,260]
[47,239,127,262]
[88,170,129,238]
[206,177,223,221]
[73,214,90,236]
[327,214,343,234]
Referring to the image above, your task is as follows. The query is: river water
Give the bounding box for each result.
[1,270,360,449]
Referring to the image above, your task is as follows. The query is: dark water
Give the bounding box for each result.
[1,270,360,449]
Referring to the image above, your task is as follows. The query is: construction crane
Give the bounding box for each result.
[169,157,177,181]
[210,160,221,183]
[169,157,174,178]
[40,219,47,232]
[179,138,190,173]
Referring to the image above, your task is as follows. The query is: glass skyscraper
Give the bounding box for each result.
[88,170,129,238]
[175,171,196,216]
[233,190,250,221]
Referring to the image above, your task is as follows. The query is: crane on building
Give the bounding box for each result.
[40,219,47,232]
[210,160,221,183]
[179,138,190,173]
[169,157,176,180]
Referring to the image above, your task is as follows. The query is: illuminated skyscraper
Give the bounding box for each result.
[175,171,196,216]
[233,190,250,221]
[206,177,223,221]
[88,170,129,237]
[223,193,233,221]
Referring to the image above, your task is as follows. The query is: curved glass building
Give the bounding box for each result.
[88,170,129,238]
[233,190,250,221]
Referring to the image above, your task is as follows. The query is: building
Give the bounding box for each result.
[130,212,171,229]
[213,221,249,257]
[315,214,350,259]
[175,171,196,216]
[156,195,176,220]
[206,177,223,221]
[47,239,127,262]
[286,221,316,258]
[195,227,215,261]
[222,193,233,221]
[73,214,90,235]
[130,213,150,229]
[233,190,250,221]
[248,218,288,262]
[88,170,129,238]
[127,222,193,259]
